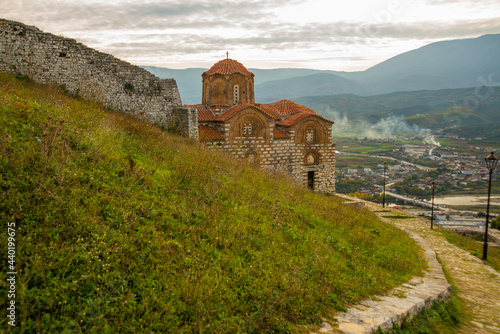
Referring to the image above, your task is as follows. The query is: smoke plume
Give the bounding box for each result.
[328,110,441,145]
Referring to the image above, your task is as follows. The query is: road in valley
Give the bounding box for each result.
[336,151,437,171]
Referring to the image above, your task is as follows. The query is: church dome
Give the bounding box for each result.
[204,58,253,76]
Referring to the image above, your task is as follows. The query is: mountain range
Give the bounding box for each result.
[143,33,500,134]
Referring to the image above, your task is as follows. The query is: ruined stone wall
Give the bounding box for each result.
[0,19,197,138]
[172,108,199,139]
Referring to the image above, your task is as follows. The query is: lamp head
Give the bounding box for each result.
[485,152,498,171]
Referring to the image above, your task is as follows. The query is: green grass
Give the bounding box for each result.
[380,289,463,334]
[335,156,385,169]
[440,230,500,272]
[380,260,465,334]
[0,73,426,333]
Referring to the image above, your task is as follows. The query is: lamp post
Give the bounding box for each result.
[430,181,436,229]
[382,161,387,208]
[483,152,498,260]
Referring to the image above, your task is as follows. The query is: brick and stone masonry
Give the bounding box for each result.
[0,19,336,192]
[192,58,336,193]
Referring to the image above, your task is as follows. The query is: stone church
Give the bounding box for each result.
[186,57,336,193]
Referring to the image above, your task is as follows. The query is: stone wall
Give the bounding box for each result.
[0,19,198,138]
[204,121,336,193]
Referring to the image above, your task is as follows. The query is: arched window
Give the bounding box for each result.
[306,129,314,143]
[306,153,315,165]
[243,122,252,135]
[234,85,240,104]
[248,153,257,164]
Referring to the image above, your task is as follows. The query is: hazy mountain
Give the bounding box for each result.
[295,86,500,130]
[344,34,500,95]
[142,33,500,104]
[142,66,205,104]
[255,73,362,102]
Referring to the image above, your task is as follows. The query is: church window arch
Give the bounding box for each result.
[247,151,258,164]
[243,122,253,135]
[306,129,314,143]
[305,152,319,165]
[234,85,240,104]
[306,153,315,165]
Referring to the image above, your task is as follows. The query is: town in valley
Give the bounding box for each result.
[334,133,500,230]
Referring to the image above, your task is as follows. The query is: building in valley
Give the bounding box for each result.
[186,57,336,193]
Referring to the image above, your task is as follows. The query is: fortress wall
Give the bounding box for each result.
[0,19,197,138]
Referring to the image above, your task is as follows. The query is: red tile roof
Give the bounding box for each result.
[250,103,281,119]
[273,128,290,139]
[198,126,224,141]
[263,99,316,117]
[188,99,332,128]
[277,110,334,127]
[277,112,311,126]
[185,104,215,121]
[215,103,278,122]
[204,59,253,76]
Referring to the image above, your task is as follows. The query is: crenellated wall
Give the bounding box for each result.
[0,19,198,138]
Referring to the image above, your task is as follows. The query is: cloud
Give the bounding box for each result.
[2,0,303,31]
[2,0,500,69]
[98,17,500,52]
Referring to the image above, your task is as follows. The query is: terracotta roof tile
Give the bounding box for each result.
[204,59,253,76]
[278,100,315,115]
[252,103,281,119]
[215,103,279,122]
[185,104,215,121]
[273,128,290,139]
[277,112,311,126]
[277,111,334,127]
[198,126,224,141]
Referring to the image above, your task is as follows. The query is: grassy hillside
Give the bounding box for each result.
[401,106,486,129]
[0,73,425,333]
[440,121,500,141]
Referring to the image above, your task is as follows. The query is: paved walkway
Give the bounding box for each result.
[415,221,500,333]
[314,198,500,333]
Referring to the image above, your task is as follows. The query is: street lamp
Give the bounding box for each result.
[382,161,387,208]
[430,181,436,229]
[483,152,498,260]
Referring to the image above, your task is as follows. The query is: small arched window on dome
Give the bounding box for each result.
[306,129,314,143]
[234,85,240,104]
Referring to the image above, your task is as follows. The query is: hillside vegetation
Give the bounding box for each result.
[0,73,425,333]
[296,86,500,131]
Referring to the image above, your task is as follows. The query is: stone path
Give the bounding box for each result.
[415,222,500,334]
[314,198,500,333]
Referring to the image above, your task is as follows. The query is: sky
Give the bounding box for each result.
[2,0,500,71]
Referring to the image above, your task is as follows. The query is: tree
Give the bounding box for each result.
[491,216,500,230]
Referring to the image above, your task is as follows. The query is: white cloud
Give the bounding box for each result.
[1,0,499,70]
